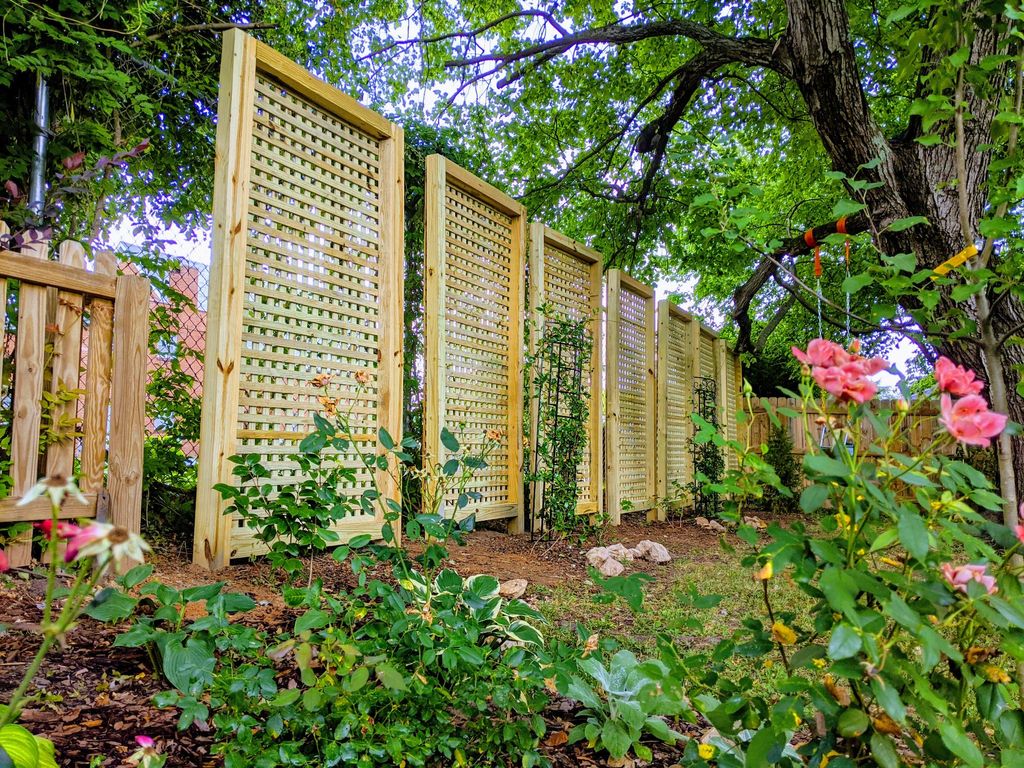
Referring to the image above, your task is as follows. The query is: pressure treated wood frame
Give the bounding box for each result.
[194,30,404,569]
[605,269,656,524]
[655,300,696,521]
[0,231,149,567]
[526,223,603,525]
[423,155,525,531]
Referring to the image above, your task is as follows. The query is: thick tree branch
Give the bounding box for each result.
[732,214,870,352]
[446,19,787,75]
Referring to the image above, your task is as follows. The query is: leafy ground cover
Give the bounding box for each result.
[0,517,783,767]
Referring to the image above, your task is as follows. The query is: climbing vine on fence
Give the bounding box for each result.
[526,308,594,538]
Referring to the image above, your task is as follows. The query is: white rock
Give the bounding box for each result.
[586,546,610,568]
[634,540,671,563]
[605,543,635,561]
[499,578,528,600]
[597,556,624,577]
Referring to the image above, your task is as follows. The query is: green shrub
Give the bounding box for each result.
[761,422,802,514]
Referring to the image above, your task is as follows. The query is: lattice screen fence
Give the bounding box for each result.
[194,31,404,569]
[526,224,603,523]
[423,155,526,529]
[605,269,656,523]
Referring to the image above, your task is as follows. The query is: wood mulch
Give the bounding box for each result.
[1,516,726,767]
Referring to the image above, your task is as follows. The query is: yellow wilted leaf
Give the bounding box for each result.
[771,621,796,645]
[872,713,902,736]
[753,561,774,580]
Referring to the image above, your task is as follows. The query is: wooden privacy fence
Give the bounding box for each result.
[194,29,404,570]
[654,300,743,519]
[526,224,603,521]
[746,398,943,456]
[423,155,525,530]
[605,269,656,523]
[0,230,149,567]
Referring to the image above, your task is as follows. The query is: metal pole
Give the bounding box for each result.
[29,73,50,215]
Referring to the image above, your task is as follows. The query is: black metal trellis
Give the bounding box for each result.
[529,334,587,539]
[691,376,722,517]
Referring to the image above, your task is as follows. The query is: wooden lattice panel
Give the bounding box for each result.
[699,330,716,381]
[605,270,655,523]
[655,301,694,518]
[724,350,740,470]
[424,156,525,528]
[526,224,603,523]
[195,31,404,569]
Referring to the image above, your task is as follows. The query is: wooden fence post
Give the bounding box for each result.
[193,28,257,570]
[9,240,48,565]
[108,275,150,533]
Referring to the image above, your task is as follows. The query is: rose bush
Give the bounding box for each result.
[676,339,1024,767]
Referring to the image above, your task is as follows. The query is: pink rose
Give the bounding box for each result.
[812,363,879,404]
[939,394,1007,448]
[792,339,851,368]
[940,562,998,596]
[0,548,8,573]
[1016,503,1024,545]
[794,339,889,404]
[934,356,985,397]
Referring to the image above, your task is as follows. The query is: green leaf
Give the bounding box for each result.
[870,732,900,768]
[838,708,870,737]
[272,688,302,707]
[939,721,983,768]
[440,427,460,452]
[294,609,330,634]
[162,637,215,694]
[828,624,862,660]
[344,666,370,693]
[897,512,929,561]
[952,283,984,302]
[744,726,778,768]
[378,427,395,449]
[833,199,865,218]
[803,454,850,479]
[83,588,138,622]
[886,216,928,232]
[375,662,409,691]
[600,719,632,759]
[118,564,154,590]
[842,272,874,294]
[0,725,39,768]
[799,484,830,514]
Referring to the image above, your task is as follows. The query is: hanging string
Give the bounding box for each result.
[805,228,823,337]
[837,216,851,340]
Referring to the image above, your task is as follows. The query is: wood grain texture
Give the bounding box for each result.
[44,241,86,480]
[604,269,656,522]
[527,223,604,527]
[108,275,150,533]
[0,250,116,298]
[423,155,525,526]
[194,28,258,569]
[9,240,49,565]
[80,251,116,495]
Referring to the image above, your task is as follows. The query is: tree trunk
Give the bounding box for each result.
[783,0,1023,503]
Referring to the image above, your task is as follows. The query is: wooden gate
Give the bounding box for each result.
[193,30,405,569]
[0,231,149,566]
